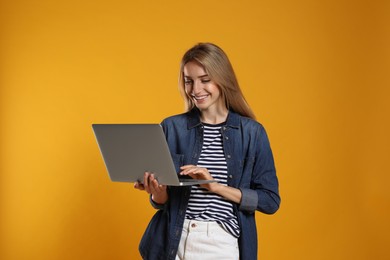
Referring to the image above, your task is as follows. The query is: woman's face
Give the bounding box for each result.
[183,61,225,114]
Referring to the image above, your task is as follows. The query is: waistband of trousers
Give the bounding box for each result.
[183,219,224,234]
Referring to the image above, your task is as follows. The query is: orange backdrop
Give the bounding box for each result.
[1,0,389,259]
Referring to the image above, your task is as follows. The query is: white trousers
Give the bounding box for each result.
[175,219,239,260]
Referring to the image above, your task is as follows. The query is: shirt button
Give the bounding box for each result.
[225,136,229,140]
[191,223,197,228]
[227,155,231,159]
[229,175,233,179]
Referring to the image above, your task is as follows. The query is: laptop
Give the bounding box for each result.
[92,124,217,186]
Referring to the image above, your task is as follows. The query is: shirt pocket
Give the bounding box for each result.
[171,153,184,173]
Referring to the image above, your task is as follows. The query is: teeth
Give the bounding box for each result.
[192,95,208,100]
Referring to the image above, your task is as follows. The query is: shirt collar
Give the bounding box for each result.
[187,108,240,129]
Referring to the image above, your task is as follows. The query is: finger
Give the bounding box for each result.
[150,178,167,195]
[180,166,198,175]
[149,178,161,194]
[149,174,157,186]
[148,173,160,192]
[151,175,165,191]
[143,172,151,193]
[134,181,145,190]
[186,168,213,180]
[183,167,204,175]
[180,165,196,170]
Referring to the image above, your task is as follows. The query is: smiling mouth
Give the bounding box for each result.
[191,94,209,101]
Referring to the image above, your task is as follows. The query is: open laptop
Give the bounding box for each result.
[92,124,217,186]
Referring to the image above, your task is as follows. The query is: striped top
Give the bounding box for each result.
[185,123,240,238]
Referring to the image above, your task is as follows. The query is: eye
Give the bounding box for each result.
[201,79,211,84]
[184,80,193,86]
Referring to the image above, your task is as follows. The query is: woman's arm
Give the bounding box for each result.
[243,126,280,214]
[179,125,280,214]
[179,165,242,203]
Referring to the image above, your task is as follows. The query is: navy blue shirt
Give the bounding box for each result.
[139,109,280,260]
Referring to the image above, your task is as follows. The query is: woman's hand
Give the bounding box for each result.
[180,165,213,180]
[180,165,242,203]
[134,172,168,204]
[180,165,219,192]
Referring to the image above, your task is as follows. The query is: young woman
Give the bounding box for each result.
[135,43,280,260]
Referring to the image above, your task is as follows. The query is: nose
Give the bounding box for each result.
[192,80,202,94]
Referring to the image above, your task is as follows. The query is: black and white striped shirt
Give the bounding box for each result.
[185,123,240,238]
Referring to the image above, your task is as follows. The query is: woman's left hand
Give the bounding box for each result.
[180,165,242,203]
[180,165,218,191]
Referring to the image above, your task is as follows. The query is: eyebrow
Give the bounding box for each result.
[184,74,209,79]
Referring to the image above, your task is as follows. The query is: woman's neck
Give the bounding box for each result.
[199,108,228,125]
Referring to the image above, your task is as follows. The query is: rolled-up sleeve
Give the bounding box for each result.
[239,188,259,213]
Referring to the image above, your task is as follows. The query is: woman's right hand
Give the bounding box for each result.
[134,172,168,205]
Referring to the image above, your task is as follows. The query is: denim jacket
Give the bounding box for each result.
[139,109,280,260]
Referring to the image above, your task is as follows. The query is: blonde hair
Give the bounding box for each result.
[178,42,256,120]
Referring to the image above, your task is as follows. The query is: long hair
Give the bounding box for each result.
[178,42,256,120]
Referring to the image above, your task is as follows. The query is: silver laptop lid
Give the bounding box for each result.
[92,124,216,186]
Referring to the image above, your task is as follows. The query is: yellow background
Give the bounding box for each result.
[1,0,389,259]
